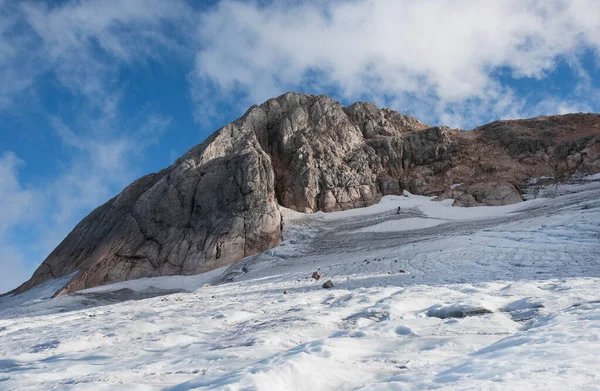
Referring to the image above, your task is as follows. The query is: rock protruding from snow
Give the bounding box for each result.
[322,280,334,289]
[426,303,494,319]
[438,182,523,207]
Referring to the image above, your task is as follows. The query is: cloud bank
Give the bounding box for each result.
[192,0,600,127]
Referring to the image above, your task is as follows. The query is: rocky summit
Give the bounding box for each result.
[10,92,600,296]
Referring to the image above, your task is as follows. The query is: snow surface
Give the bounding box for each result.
[1,180,600,390]
[357,218,445,233]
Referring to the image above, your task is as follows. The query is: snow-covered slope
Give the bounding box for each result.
[1,180,600,390]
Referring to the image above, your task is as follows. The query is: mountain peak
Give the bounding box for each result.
[6,96,600,297]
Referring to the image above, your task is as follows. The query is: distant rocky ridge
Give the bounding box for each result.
[8,92,600,296]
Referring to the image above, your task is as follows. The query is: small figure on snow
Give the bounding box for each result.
[396,206,401,214]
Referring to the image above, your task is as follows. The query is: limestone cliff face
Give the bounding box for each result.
[10,92,600,295]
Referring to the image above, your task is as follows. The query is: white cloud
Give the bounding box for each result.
[0,152,35,292]
[0,245,31,293]
[191,0,600,127]
[0,152,34,239]
[0,0,40,108]
[0,0,193,114]
[24,0,191,111]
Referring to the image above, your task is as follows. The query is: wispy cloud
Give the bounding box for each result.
[17,0,193,112]
[0,152,35,292]
[0,153,34,241]
[48,114,170,227]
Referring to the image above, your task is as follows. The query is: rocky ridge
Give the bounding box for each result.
[9,92,600,296]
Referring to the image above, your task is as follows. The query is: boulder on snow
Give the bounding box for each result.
[426,303,493,319]
[322,280,334,289]
[312,271,323,280]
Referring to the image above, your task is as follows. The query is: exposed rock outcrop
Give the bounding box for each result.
[437,182,523,207]
[8,93,600,296]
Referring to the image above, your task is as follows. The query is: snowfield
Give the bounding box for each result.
[1,179,600,390]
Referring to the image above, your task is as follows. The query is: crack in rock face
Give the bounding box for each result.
[8,92,600,296]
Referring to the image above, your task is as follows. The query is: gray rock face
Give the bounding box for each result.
[256,95,431,213]
[17,111,283,295]
[438,182,523,207]
[9,93,600,296]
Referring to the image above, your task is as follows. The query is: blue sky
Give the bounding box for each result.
[1,0,599,292]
